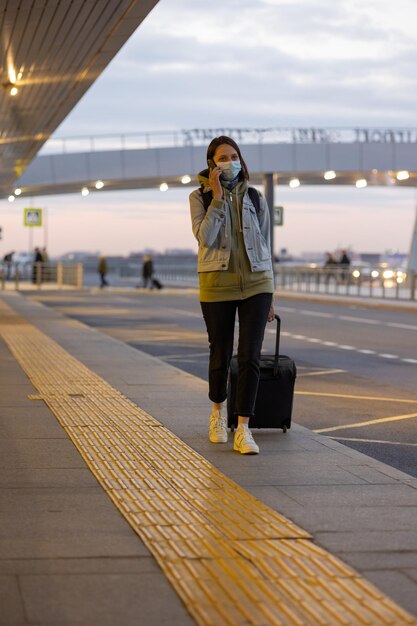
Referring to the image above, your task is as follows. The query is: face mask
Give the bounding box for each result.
[217,160,241,181]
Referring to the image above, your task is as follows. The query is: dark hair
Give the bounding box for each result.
[206,135,249,180]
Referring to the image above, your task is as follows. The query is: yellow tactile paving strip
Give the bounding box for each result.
[1,299,416,626]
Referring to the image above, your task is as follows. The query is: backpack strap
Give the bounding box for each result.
[247,187,261,215]
[200,187,213,212]
[200,186,261,214]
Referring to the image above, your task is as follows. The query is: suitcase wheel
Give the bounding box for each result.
[230,425,235,433]
[282,425,287,433]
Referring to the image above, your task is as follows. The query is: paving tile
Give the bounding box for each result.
[0,510,150,559]
[342,552,417,571]
[19,573,194,625]
[0,468,99,489]
[285,505,417,534]
[316,529,417,552]
[0,415,67,439]
[405,569,417,583]
[341,464,400,484]
[0,575,26,624]
[0,556,160,576]
[279,483,417,507]
[0,487,112,512]
[222,463,367,487]
[362,570,417,618]
[0,439,86,469]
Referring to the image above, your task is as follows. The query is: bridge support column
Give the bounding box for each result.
[407,206,417,300]
[407,206,417,272]
[263,173,274,259]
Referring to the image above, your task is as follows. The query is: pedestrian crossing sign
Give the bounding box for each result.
[24,208,43,227]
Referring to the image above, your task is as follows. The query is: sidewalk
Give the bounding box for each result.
[1,290,417,625]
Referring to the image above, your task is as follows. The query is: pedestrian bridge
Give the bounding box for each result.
[12,126,417,198]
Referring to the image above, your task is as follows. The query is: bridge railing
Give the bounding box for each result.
[38,126,417,155]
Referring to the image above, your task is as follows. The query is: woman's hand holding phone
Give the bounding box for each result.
[208,166,223,201]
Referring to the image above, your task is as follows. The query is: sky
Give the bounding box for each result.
[2,0,417,258]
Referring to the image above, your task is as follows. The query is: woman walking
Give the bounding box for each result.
[189,136,275,455]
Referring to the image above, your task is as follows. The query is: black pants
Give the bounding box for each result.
[201,293,272,418]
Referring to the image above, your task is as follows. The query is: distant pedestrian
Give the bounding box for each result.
[324,252,337,284]
[189,135,275,456]
[339,249,351,267]
[41,247,49,281]
[142,255,154,288]
[339,249,351,282]
[32,247,43,284]
[3,251,14,280]
[97,256,109,288]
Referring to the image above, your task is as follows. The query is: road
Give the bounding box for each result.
[28,288,417,477]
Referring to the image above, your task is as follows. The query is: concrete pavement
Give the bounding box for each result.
[1,289,417,625]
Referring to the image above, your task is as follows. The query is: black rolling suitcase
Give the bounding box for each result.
[152,278,163,290]
[227,314,296,432]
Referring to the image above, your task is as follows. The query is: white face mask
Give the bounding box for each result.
[217,160,241,181]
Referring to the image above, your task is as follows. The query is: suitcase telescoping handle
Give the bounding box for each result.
[273,314,281,376]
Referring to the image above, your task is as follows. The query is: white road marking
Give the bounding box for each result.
[298,369,345,377]
[162,307,201,318]
[315,411,417,433]
[329,436,417,447]
[300,310,333,318]
[388,322,417,331]
[267,329,414,363]
[277,306,417,332]
[338,315,379,325]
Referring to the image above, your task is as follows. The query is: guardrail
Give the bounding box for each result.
[274,266,415,301]
[81,263,415,301]
[151,265,415,300]
[3,261,413,301]
[0,262,83,290]
[38,126,417,155]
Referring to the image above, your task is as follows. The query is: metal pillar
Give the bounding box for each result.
[263,173,274,258]
[407,205,417,273]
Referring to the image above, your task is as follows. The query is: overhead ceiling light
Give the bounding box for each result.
[8,195,15,202]
[396,170,409,181]
[324,170,336,180]
[17,71,23,80]
[160,182,168,192]
[10,86,18,96]
[355,179,367,188]
[14,188,22,196]
[289,178,300,188]
[81,187,89,196]
[95,180,104,189]
[181,175,191,184]
[8,65,17,83]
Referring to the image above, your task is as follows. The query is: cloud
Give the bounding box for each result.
[54,0,417,137]
[29,0,417,256]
